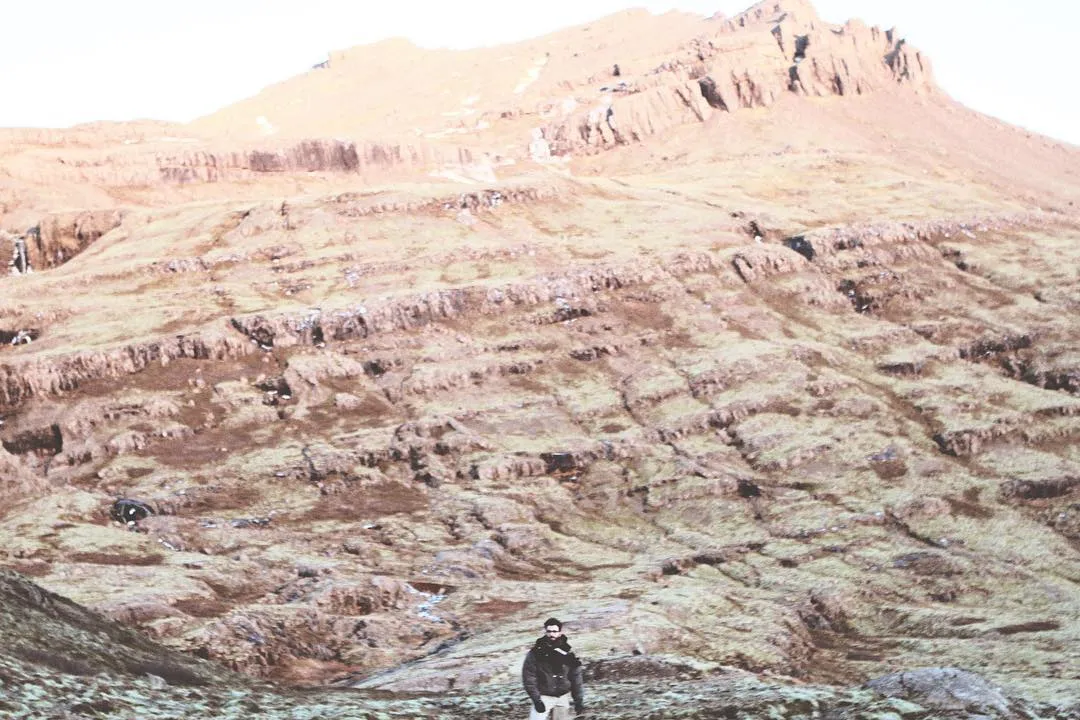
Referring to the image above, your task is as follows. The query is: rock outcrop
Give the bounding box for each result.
[21,210,125,269]
[863,667,1060,718]
[543,0,934,154]
[2,138,479,191]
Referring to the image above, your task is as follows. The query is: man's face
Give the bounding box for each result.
[545,625,563,639]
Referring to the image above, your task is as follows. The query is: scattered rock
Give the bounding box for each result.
[865,667,1017,716]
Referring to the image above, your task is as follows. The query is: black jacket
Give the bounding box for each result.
[522,636,584,708]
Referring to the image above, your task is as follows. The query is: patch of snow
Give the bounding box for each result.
[424,127,469,139]
[255,116,277,135]
[513,55,549,95]
[406,583,448,623]
[429,162,497,184]
[430,169,477,185]
[529,128,552,162]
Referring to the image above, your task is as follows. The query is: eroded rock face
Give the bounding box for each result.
[2,139,472,192]
[544,0,935,154]
[155,140,469,184]
[23,210,125,269]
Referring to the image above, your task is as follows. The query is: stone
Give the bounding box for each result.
[865,668,1016,716]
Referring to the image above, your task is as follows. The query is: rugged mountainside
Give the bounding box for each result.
[1,1,1079,718]
[7,567,1071,720]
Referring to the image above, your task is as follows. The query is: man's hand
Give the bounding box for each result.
[532,698,546,713]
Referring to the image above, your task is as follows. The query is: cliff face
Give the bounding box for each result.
[25,210,126,269]
[1,210,125,272]
[2,139,476,190]
[544,0,934,154]
[154,140,475,184]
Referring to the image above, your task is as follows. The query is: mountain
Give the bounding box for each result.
[0,1,1078,717]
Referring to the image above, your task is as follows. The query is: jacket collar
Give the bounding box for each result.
[535,635,573,654]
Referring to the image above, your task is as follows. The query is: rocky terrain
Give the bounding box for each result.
[1,1,1078,717]
[5,565,1077,719]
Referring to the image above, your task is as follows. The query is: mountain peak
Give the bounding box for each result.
[190,0,935,154]
[734,0,822,25]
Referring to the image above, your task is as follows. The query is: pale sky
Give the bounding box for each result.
[1,1,1075,145]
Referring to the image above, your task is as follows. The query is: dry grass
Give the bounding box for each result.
[0,16,1078,710]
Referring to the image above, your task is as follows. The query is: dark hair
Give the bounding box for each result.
[543,617,562,629]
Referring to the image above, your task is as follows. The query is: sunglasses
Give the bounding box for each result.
[545,628,561,634]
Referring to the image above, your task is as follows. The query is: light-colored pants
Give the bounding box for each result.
[529,692,574,720]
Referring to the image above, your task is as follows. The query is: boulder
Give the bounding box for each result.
[866,667,1018,716]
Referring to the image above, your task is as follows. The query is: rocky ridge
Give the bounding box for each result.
[2,0,938,224]
[543,0,934,155]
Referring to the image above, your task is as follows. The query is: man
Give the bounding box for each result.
[521,617,585,719]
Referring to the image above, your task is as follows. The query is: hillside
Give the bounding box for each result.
[0,1,1078,717]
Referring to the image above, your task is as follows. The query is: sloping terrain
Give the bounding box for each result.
[0,0,1079,717]
[1,569,1075,718]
